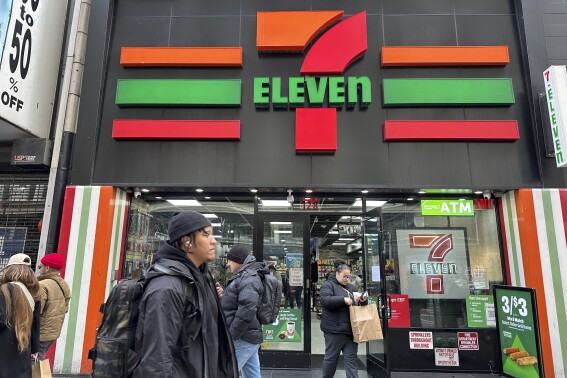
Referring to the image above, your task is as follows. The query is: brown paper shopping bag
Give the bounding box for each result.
[32,359,52,378]
[349,303,383,343]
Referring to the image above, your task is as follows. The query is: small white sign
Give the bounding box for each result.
[435,348,459,366]
[485,303,496,327]
[289,267,303,286]
[458,332,479,350]
[371,265,380,281]
[409,331,433,349]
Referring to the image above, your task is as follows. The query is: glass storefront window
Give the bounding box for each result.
[123,196,255,284]
[379,200,504,329]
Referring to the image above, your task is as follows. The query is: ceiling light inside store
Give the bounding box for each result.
[203,213,218,218]
[418,190,426,194]
[196,189,204,193]
[205,196,211,199]
[333,242,347,246]
[156,196,162,199]
[141,188,149,192]
[338,237,355,241]
[407,198,414,201]
[211,223,221,227]
[306,189,313,193]
[271,222,292,225]
[167,199,202,207]
[270,256,277,259]
[474,191,483,194]
[261,200,291,207]
[250,189,258,193]
[361,190,369,194]
[328,231,339,234]
[352,199,387,207]
[274,230,292,234]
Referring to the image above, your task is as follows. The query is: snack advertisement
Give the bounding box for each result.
[494,286,543,378]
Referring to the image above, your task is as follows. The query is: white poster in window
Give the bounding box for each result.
[397,229,469,299]
[289,267,303,286]
[434,348,459,366]
[371,266,380,281]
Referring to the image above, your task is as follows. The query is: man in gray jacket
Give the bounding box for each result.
[219,245,266,378]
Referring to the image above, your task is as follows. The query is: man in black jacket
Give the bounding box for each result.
[219,245,266,378]
[134,211,238,378]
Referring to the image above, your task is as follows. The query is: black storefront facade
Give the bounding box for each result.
[60,0,561,376]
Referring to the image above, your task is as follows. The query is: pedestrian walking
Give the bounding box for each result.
[219,245,265,378]
[37,253,71,360]
[133,211,238,377]
[0,253,41,378]
[320,261,366,378]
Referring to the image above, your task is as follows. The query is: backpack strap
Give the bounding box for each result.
[47,277,66,298]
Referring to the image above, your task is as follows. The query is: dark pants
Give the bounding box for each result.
[38,340,55,360]
[322,332,358,378]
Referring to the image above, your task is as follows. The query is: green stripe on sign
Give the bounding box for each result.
[383,78,515,106]
[116,79,241,106]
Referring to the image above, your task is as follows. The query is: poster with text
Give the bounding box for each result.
[389,294,410,328]
[494,286,543,378]
[0,0,68,138]
[262,308,302,342]
[397,229,469,299]
[285,253,303,269]
[466,295,496,328]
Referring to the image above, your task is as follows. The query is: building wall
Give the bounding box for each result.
[543,1,567,66]
[51,186,129,374]
[70,0,544,190]
[500,189,567,377]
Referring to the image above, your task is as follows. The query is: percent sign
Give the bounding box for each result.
[9,77,19,92]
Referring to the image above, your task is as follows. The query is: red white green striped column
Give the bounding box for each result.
[499,189,567,377]
[52,186,129,374]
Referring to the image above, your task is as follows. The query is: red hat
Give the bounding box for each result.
[40,253,65,269]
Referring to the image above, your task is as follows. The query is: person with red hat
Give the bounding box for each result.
[37,253,72,360]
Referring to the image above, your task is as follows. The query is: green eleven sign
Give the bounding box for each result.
[421,200,475,216]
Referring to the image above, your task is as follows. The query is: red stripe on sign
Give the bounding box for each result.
[112,120,240,140]
[383,120,519,142]
[295,108,337,153]
[57,186,76,279]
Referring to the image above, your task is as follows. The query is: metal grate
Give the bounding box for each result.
[0,175,48,269]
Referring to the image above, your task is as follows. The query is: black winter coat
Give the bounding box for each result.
[0,284,40,378]
[133,243,238,378]
[320,274,357,335]
[221,255,267,344]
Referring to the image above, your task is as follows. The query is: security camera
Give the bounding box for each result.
[287,189,294,204]
[134,191,142,198]
[483,191,491,200]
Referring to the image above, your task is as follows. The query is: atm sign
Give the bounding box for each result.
[421,200,474,217]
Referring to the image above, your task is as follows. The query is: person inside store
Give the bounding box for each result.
[133,211,238,378]
[218,245,266,378]
[320,259,367,378]
[37,253,72,361]
[0,253,41,378]
[282,269,292,308]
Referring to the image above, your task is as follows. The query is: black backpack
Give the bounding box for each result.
[257,271,283,324]
[89,264,188,378]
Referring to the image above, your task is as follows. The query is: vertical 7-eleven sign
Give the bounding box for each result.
[397,229,469,299]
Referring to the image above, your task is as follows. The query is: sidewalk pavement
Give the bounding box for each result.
[54,371,499,377]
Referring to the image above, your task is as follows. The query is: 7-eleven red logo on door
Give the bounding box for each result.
[409,234,454,294]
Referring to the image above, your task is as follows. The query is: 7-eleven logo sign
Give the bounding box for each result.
[409,234,455,295]
[255,10,369,153]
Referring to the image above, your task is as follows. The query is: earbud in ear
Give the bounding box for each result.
[185,241,191,247]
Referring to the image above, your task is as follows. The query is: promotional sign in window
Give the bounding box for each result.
[388,294,410,328]
[0,1,68,138]
[466,295,496,328]
[262,308,302,343]
[397,229,469,299]
[285,253,303,268]
[494,286,543,378]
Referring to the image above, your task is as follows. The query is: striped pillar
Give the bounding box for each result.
[51,186,129,374]
[500,189,567,377]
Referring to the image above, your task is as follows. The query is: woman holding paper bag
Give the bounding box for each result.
[320,262,367,378]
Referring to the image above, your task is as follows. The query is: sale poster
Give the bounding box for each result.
[494,286,543,378]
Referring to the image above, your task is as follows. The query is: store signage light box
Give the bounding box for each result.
[543,65,567,167]
[421,200,475,216]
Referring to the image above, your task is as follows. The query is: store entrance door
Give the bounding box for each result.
[362,208,390,378]
[256,213,312,369]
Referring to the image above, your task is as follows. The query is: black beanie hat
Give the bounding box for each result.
[168,211,211,242]
[227,245,250,264]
